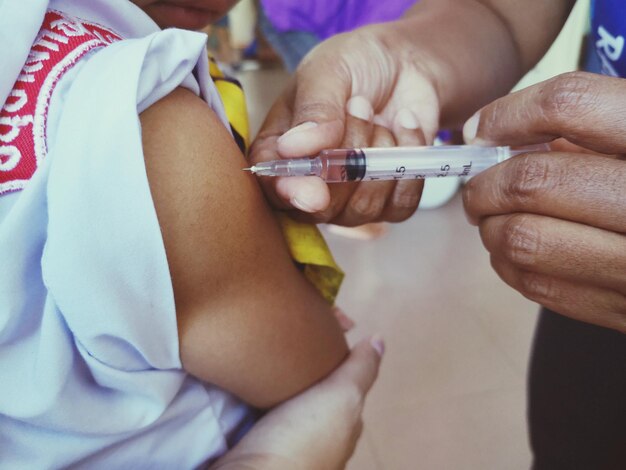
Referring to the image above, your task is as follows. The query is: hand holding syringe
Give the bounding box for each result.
[244,145,548,182]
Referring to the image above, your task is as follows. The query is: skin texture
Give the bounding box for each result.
[462,72,626,333]
[249,0,575,225]
[140,88,349,408]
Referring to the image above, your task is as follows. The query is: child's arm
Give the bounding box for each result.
[140,87,348,409]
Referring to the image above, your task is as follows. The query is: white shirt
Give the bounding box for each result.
[0,1,251,467]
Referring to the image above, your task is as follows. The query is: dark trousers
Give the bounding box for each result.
[529,308,626,469]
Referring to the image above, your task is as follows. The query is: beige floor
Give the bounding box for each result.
[238,66,539,470]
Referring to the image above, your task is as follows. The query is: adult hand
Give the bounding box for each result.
[211,336,384,470]
[250,25,441,225]
[462,72,626,333]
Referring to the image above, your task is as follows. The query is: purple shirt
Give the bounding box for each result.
[260,0,416,40]
[591,0,626,77]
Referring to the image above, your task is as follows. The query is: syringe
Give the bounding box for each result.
[243,145,547,182]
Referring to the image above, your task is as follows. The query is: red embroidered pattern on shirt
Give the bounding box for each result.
[0,10,122,195]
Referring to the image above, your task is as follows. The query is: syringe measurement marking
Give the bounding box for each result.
[391,166,404,180]
[244,144,540,182]
[364,161,474,180]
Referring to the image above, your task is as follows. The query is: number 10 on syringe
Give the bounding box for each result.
[245,145,544,182]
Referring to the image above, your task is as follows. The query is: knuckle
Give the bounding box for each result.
[393,186,421,210]
[372,129,396,148]
[290,72,345,122]
[540,72,598,124]
[293,101,335,120]
[350,193,386,221]
[517,272,557,303]
[500,214,542,267]
[603,165,626,227]
[385,183,421,222]
[294,103,339,124]
[502,155,556,206]
[482,98,507,131]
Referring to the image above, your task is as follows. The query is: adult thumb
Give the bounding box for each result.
[277,52,353,157]
[330,336,384,396]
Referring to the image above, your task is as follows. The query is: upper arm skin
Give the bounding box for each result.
[140,88,348,408]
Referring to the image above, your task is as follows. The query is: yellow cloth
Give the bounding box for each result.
[208,59,249,150]
[208,57,344,304]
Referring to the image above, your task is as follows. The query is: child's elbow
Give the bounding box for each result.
[179,320,349,409]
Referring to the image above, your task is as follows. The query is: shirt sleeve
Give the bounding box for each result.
[42,29,221,374]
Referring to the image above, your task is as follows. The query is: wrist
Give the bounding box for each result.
[378,0,524,127]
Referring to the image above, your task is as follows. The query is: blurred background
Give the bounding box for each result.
[207,1,590,467]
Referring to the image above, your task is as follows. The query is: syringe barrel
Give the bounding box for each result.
[317,149,368,182]
[253,156,323,177]
[350,146,508,181]
[250,145,512,181]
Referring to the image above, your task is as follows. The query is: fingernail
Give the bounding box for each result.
[463,112,480,143]
[277,121,318,143]
[370,334,385,357]
[396,108,419,130]
[333,307,356,330]
[290,196,316,213]
[347,96,374,122]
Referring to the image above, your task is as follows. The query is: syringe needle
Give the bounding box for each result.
[242,167,256,172]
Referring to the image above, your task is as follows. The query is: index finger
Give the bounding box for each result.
[276,50,352,157]
[249,85,331,213]
[462,151,626,233]
[463,72,626,155]
[327,337,383,397]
